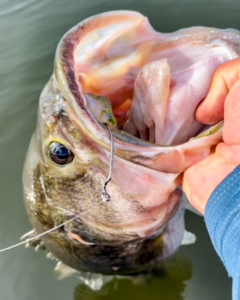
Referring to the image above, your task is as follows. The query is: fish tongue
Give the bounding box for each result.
[124,55,225,145]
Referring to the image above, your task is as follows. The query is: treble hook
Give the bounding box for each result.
[102,123,114,202]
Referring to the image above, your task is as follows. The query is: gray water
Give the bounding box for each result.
[0,0,239,299]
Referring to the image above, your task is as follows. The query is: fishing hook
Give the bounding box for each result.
[101,123,114,202]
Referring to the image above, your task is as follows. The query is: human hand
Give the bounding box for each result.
[182,57,240,214]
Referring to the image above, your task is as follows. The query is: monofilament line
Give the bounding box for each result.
[102,123,114,202]
[0,215,80,253]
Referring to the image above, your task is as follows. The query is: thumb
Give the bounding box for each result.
[223,79,240,145]
[196,57,240,124]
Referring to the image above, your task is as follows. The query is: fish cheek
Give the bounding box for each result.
[29,163,93,267]
[30,166,133,273]
[29,163,140,273]
[26,164,73,258]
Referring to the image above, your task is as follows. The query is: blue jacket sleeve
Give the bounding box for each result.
[205,165,240,300]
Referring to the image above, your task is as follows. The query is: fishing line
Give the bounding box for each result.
[101,123,114,202]
[0,214,80,253]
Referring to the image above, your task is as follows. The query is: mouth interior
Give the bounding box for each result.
[82,53,227,146]
[113,56,223,146]
[74,25,236,146]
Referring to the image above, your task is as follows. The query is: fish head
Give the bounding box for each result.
[23,11,240,274]
[23,73,183,274]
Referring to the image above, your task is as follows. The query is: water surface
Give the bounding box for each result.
[0,0,239,299]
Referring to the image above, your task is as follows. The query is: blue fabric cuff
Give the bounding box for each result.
[205,165,240,277]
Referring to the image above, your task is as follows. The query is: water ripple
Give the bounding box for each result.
[0,0,39,16]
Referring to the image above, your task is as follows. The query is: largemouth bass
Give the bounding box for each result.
[23,10,240,275]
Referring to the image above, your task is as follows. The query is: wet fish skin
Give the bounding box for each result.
[23,76,184,274]
[23,11,240,274]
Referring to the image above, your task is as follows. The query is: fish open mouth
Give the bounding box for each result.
[48,11,240,240]
[83,56,224,148]
[54,10,239,154]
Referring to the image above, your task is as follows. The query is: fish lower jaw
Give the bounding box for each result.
[65,204,180,245]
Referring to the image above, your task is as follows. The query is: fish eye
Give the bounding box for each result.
[48,142,74,165]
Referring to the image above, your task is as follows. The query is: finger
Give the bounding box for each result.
[182,143,237,214]
[196,57,240,124]
[182,156,212,215]
[223,79,240,144]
